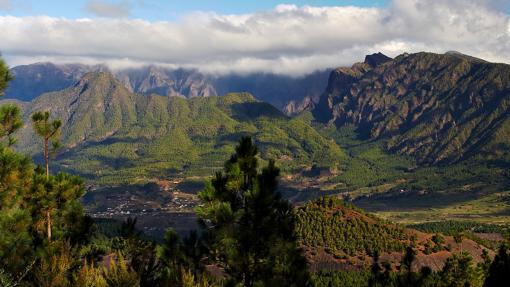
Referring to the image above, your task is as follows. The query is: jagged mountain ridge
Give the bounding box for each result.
[10,51,510,168]
[115,67,217,98]
[5,63,331,115]
[313,52,510,164]
[9,71,345,184]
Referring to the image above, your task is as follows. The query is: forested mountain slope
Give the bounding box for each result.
[7,72,344,184]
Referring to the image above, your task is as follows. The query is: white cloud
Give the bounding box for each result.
[0,0,509,75]
[85,0,131,18]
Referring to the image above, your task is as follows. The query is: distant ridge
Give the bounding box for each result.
[5,63,331,115]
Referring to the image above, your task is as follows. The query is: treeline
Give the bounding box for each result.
[409,221,510,236]
[295,197,410,256]
[409,221,510,250]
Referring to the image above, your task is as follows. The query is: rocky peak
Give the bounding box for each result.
[364,52,392,68]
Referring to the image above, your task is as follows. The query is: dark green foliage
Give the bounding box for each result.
[197,136,311,287]
[31,110,62,179]
[119,217,141,239]
[28,171,85,242]
[0,57,12,96]
[0,104,23,146]
[409,221,510,235]
[410,221,509,249]
[112,219,161,287]
[158,229,182,285]
[440,252,480,287]
[295,197,409,256]
[0,147,34,275]
[312,269,371,287]
[484,245,510,287]
[401,247,415,273]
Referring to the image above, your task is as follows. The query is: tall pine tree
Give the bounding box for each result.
[0,55,35,278]
[197,136,310,287]
[31,111,62,241]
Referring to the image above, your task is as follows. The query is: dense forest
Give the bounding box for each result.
[2,54,510,287]
[296,197,410,257]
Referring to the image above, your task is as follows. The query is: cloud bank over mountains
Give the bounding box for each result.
[0,0,509,76]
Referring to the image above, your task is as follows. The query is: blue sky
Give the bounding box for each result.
[1,0,390,20]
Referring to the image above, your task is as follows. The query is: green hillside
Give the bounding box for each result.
[10,72,345,184]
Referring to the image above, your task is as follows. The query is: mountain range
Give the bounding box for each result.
[5,62,331,115]
[3,51,510,199]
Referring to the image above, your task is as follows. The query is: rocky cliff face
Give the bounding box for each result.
[115,67,217,98]
[283,96,316,115]
[214,70,331,115]
[314,52,510,164]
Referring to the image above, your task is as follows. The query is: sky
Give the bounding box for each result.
[0,1,391,20]
[0,0,509,75]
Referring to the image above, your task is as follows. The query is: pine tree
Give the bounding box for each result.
[197,136,311,287]
[0,104,23,146]
[440,252,476,287]
[30,111,62,178]
[0,55,35,276]
[0,147,34,275]
[30,111,62,241]
[484,244,510,287]
[0,56,12,96]
[29,171,85,243]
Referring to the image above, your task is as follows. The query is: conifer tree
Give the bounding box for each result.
[0,56,12,96]
[31,111,62,241]
[440,252,476,287]
[0,55,34,276]
[197,136,310,287]
[0,104,23,146]
[29,171,85,242]
[484,244,510,287]
[30,111,61,178]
